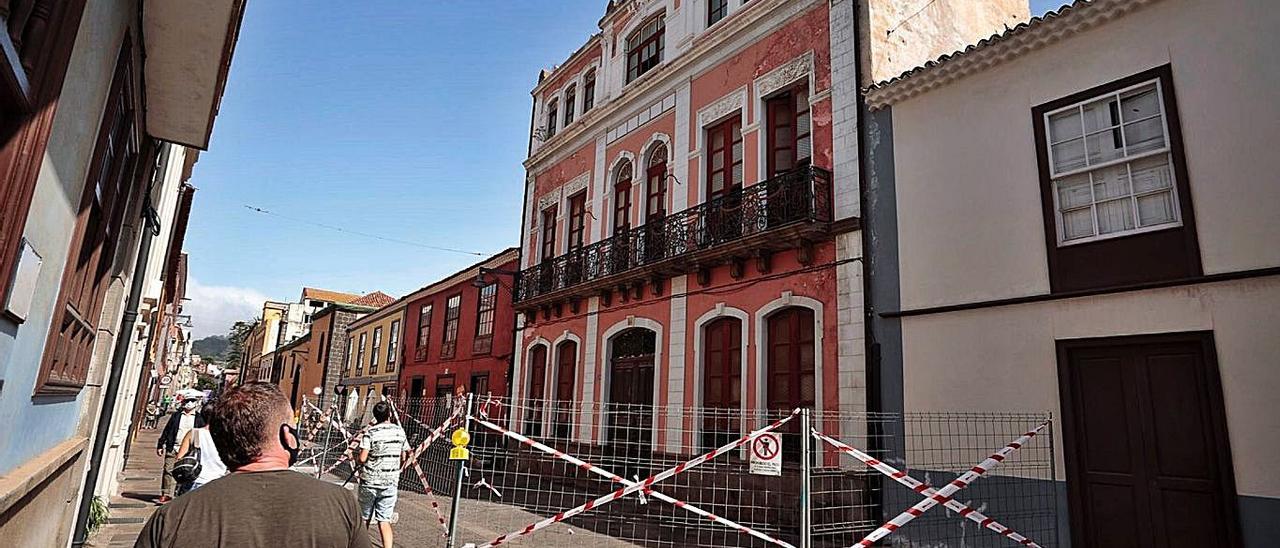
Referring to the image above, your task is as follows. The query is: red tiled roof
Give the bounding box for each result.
[350,291,395,308]
[302,287,362,304]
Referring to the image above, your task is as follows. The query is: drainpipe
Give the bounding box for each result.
[851,0,876,415]
[72,142,168,547]
[849,0,886,529]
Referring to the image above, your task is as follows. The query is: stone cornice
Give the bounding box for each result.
[531,34,604,97]
[525,0,818,174]
[864,0,1161,110]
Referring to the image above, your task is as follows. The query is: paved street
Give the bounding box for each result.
[87,418,631,548]
[86,420,165,547]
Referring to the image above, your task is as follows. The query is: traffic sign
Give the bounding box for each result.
[159,374,172,387]
[749,432,782,476]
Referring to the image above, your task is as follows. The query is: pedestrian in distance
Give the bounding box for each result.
[135,382,370,548]
[173,402,228,495]
[144,401,160,429]
[355,401,409,548]
[155,399,203,504]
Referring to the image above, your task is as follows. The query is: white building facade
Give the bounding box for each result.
[863,0,1280,545]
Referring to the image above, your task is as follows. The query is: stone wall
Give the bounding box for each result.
[862,0,1029,84]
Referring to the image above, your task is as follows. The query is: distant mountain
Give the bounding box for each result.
[192,335,230,360]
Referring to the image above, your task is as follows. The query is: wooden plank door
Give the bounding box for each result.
[1059,333,1240,548]
[702,317,742,450]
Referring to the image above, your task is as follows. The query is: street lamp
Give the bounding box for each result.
[471,266,519,290]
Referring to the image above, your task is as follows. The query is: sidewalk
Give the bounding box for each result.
[86,419,167,547]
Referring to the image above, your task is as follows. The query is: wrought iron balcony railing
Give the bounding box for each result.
[516,165,832,304]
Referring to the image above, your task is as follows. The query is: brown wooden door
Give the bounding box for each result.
[766,307,815,461]
[1059,333,1240,548]
[526,346,548,437]
[705,117,743,246]
[702,317,742,450]
[607,329,655,475]
[554,341,577,438]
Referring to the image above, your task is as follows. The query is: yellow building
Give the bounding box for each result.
[339,293,402,421]
[240,301,286,382]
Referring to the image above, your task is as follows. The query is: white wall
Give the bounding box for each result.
[900,277,1280,498]
[890,0,1280,310]
[94,145,190,499]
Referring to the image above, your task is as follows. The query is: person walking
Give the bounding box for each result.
[355,401,409,548]
[136,382,370,548]
[155,399,202,504]
[173,402,227,494]
[144,401,160,429]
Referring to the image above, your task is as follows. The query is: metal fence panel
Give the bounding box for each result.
[294,396,1057,548]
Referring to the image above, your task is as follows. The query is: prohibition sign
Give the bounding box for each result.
[753,433,780,460]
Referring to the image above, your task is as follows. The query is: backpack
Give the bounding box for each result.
[171,430,202,484]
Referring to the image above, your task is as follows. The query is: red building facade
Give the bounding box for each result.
[514,0,866,452]
[398,248,520,401]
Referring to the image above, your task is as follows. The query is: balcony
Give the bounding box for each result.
[516,166,832,309]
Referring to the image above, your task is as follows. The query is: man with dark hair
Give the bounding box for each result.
[135,383,370,548]
[156,399,202,504]
[355,400,408,548]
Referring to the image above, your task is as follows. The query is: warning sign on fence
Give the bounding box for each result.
[749,432,781,476]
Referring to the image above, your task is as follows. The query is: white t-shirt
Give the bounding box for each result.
[175,413,196,452]
[359,422,408,489]
[192,428,228,487]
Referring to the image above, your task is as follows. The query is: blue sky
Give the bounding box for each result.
[185,1,1068,338]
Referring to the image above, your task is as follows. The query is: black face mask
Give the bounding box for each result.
[279,424,300,466]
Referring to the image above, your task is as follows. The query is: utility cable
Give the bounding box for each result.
[243,204,489,256]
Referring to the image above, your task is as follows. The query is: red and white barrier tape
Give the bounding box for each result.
[305,400,351,438]
[390,400,457,537]
[477,409,800,548]
[401,410,463,470]
[293,435,354,468]
[472,415,796,548]
[812,429,1042,548]
[303,401,336,444]
[852,421,1051,547]
[320,426,368,477]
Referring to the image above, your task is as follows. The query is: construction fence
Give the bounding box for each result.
[295,395,1059,548]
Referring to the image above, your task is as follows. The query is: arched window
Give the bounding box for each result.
[526,345,548,436]
[613,159,634,235]
[645,142,668,220]
[563,85,576,126]
[702,317,741,450]
[545,99,558,139]
[582,70,596,112]
[554,340,578,438]
[626,14,665,84]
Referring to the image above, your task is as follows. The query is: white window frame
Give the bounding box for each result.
[1043,78,1181,247]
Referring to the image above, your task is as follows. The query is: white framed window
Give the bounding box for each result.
[1044,79,1179,246]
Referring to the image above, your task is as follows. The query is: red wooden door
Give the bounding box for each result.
[643,148,668,263]
[767,308,815,460]
[705,117,744,245]
[554,341,577,438]
[607,329,655,475]
[702,317,742,450]
[526,345,548,436]
[1059,333,1240,548]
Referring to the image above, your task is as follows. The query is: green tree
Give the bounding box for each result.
[223,318,258,368]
